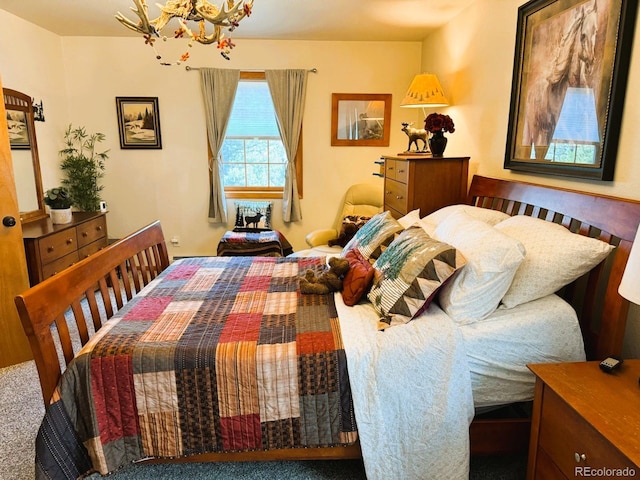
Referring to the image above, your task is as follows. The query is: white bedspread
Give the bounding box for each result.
[336,294,474,480]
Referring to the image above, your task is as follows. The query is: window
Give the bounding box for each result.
[219,71,302,199]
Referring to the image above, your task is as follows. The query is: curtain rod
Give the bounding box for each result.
[185,66,318,73]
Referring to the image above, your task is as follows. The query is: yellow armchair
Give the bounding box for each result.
[295,183,383,257]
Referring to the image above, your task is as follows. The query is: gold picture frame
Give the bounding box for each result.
[331,93,392,147]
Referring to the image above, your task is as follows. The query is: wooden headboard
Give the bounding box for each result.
[467,175,640,360]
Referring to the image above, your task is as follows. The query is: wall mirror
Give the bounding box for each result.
[3,88,46,222]
[331,93,392,146]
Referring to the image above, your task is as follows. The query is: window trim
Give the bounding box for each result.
[217,71,303,199]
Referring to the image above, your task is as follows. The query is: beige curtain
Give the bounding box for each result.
[199,68,240,223]
[265,69,308,223]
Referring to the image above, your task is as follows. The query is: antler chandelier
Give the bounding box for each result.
[115,0,253,65]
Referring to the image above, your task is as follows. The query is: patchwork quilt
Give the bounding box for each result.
[35,256,357,479]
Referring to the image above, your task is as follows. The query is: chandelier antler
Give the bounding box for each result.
[115,0,253,64]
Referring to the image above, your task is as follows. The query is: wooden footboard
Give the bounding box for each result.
[15,221,170,405]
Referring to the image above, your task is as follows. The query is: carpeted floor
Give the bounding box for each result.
[0,358,527,480]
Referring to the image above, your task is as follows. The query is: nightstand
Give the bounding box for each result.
[380,155,469,219]
[527,361,640,479]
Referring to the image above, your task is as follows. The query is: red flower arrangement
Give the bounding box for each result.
[424,113,455,134]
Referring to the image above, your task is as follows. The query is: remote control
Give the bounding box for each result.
[599,356,623,373]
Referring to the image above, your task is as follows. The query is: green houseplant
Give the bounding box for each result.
[59,125,109,212]
[43,187,72,209]
[43,187,73,224]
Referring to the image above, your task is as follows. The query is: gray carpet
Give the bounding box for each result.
[0,357,526,480]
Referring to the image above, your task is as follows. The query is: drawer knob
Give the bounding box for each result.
[396,195,404,199]
[574,452,587,463]
[67,238,73,244]
[386,191,392,195]
[47,246,54,253]
[398,169,405,173]
[96,226,103,231]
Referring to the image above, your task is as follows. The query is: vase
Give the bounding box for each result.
[50,208,72,224]
[429,131,448,157]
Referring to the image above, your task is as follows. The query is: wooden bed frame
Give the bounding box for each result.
[14,175,640,468]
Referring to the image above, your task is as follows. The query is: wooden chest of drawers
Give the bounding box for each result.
[22,212,108,285]
[381,155,469,218]
[527,361,640,479]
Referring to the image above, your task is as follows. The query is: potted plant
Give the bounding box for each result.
[44,187,73,224]
[59,125,109,212]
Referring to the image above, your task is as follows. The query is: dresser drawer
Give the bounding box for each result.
[384,159,409,183]
[77,216,107,248]
[41,251,79,279]
[539,388,635,478]
[384,178,409,214]
[78,238,105,261]
[38,229,78,265]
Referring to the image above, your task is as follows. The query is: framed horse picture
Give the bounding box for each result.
[504,0,638,180]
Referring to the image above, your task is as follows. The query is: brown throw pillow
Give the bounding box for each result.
[341,249,375,306]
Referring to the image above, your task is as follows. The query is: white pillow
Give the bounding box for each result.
[495,215,615,309]
[423,205,511,227]
[397,208,420,229]
[434,211,526,324]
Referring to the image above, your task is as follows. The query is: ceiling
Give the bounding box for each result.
[0,0,476,42]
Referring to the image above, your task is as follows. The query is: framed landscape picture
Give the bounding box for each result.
[116,97,162,149]
[6,109,30,149]
[504,0,637,180]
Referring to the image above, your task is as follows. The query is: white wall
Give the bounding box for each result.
[1,9,422,256]
[60,38,423,255]
[421,0,640,358]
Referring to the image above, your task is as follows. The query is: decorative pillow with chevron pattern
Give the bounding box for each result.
[341,210,403,261]
[368,226,466,329]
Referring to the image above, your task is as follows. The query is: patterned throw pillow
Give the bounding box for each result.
[233,201,272,231]
[329,215,371,247]
[368,226,466,329]
[341,211,403,261]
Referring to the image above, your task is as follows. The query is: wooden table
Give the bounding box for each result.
[527,360,640,479]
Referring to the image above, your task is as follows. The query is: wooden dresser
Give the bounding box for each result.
[22,212,108,285]
[527,361,640,479]
[380,155,470,218]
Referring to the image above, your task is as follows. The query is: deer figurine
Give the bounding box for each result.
[401,122,428,152]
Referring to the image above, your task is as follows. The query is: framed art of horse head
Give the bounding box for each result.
[504,0,638,180]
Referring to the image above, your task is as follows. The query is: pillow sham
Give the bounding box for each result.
[494,215,615,309]
[423,205,511,227]
[368,226,466,329]
[397,208,421,228]
[328,215,371,247]
[341,249,375,306]
[341,211,403,261]
[433,211,526,324]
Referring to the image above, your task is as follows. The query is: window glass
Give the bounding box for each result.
[221,81,286,189]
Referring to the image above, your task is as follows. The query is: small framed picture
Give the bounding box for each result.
[7,109,31,149]
[115,97,162,149]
